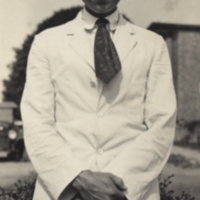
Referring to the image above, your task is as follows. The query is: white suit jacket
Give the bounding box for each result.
[21,10,177,200]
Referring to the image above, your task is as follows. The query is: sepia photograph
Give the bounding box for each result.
[0,0,200,199]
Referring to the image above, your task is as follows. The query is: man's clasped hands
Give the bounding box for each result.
[72,170,128,200]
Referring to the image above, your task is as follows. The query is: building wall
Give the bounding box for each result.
[177,31,200,122]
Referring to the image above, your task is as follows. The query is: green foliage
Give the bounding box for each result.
[160,174,175,200]
[174,120,200,148]
[0,180,35,200]
[186,121,200,134]
[159,175,195,200]
[168,154,200,169]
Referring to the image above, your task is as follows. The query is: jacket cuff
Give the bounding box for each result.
[49,161,88,200]
[58,183,77,200]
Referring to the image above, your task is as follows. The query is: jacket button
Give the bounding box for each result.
[90,81,96,88]
[97,113,103,118]
[97,148,104,155]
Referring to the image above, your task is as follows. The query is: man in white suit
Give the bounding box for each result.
[21,0,177,200]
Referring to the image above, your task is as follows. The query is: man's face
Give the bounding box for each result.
[83,0,120,17]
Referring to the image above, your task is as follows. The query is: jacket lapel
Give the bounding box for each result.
[67,12,95,70]
[114,14,137,63]
[66,11,137,70]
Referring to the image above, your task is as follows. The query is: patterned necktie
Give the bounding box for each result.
[94,18,121,84]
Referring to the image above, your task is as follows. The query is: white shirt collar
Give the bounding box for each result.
[82,7,120,31]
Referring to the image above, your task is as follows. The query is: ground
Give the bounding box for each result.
[162,146,200,199]
[0,146,200,199]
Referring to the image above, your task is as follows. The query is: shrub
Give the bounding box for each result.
[159,175,195,200]
[0,179,35,200]
[0,175,195,200]
[167,154,200,169]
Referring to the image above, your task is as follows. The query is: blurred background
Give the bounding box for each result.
[0,0,200,199]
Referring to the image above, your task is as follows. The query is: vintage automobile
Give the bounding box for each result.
[0,120,25,160]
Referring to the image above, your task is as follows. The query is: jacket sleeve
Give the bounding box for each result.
[102,36,177,199]
[21,34,88,200]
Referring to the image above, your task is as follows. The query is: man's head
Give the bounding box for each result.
[82,0,120,18]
